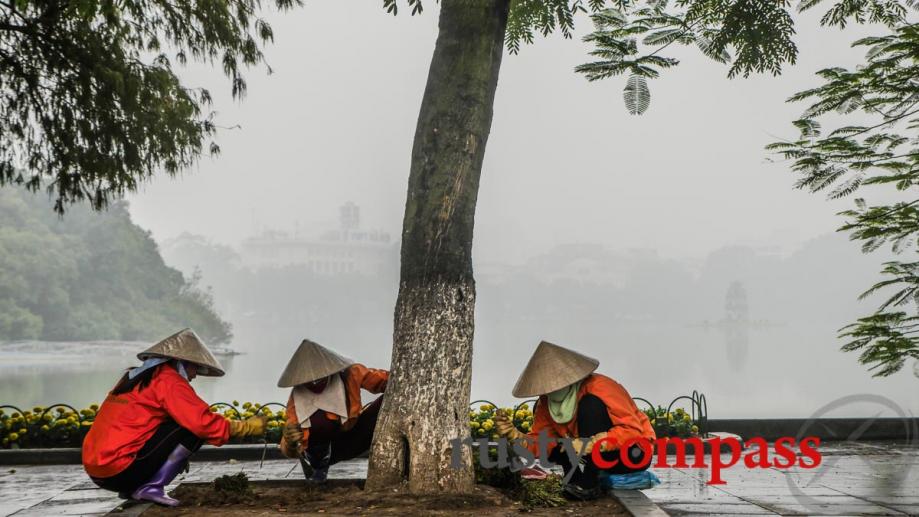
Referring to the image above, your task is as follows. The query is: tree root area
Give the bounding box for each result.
[142,479,629,516]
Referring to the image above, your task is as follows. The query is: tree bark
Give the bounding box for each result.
[365,0,509,494]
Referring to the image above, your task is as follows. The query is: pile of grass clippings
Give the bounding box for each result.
[209,472,253,504]
[514,475,567,510]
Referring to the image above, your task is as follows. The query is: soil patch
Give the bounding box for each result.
[140,479,629,516]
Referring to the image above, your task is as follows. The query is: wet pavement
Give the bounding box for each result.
[0,442,916,515]
[642,441,919,516]
[0,458,367,516]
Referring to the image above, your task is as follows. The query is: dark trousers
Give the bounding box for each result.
[91,420,202,494]
[549,394,649,489]
[306,396,383,466]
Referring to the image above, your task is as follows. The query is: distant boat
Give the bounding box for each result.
[210,346,242,357]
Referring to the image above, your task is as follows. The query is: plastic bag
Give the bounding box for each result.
[601,470,661,490]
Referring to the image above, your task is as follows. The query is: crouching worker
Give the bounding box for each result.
[82,329,266,506]
[277,339,388,482]
[495,341,655,501]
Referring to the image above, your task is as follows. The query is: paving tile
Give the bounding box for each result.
[754,502,905,516]
[659,502,777,515]
[10,497,121,516]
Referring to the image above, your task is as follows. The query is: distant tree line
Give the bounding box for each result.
[0,188,231,344]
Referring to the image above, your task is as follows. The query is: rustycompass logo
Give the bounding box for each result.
[451,432,823,485]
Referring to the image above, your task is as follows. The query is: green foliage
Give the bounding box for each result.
[643,405,700,437]
[214,473,251,494]
[768,24,919,376]
[623,74,650,115]
[0,0,300,213]
[0,187,232,343]
[574,0,918,113]
[514,475,567,509]
[575,0,796,113]
[471,442,566,509]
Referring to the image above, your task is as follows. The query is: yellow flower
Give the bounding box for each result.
[481,419,494,431]
[470,421,480,429]
[650,419,656,425]
[33,406,43,413]
[521,421,531,430]
[683,414,691,422]
[691,425,699,434]
[242,402,252,409]
[81,421,92,427]
[90,404,99,411]
[8,433,18,441]
[479,404,493,412]
[42,414,53,422]
[56,408,66,414]
[469,411,475,418]
[40,425,50,432]
[514,410,526,420]
[232,400,240,407]
[491,433,500,441]
[18,428,26,435]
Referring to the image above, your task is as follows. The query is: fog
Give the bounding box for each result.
[121,1,917,418]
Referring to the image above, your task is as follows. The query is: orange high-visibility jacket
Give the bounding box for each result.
[280,364,388,457]
[82,365,230,478]
[524,373,655,456]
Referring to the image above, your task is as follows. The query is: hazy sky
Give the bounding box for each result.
[128,1,881,263]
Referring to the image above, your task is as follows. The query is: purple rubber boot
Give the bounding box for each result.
[130,444,192,507]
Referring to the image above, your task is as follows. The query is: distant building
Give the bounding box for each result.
[522,243,648,287]
[240,202,396,275]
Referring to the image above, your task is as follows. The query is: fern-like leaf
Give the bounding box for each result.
[623,74,650,115]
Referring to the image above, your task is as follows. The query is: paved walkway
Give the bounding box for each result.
[0,442,915,515]
[642,441,919,516]
[0,459,367,516]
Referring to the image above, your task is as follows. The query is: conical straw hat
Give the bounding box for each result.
[137,328,226,377]
[512,341,599,397]
[277,339,355,388]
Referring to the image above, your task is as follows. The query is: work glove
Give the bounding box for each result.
[494,409,522,441]
[228,415,268,438]
[283,423,304,445]
[570,433,610,456]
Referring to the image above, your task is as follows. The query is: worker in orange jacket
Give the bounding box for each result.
[496,341,655,501]
[82,329,266,507]
[277,339,388,481]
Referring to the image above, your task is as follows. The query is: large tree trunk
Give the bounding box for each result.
[365,0,509,494]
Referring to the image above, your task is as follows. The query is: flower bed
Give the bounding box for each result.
[468,395,706,440]
[0,401,288,449]
[2,391,708,449]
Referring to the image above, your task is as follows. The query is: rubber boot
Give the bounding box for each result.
[562,457,602,501]
[304,446,331,482]
[130,444,193,506]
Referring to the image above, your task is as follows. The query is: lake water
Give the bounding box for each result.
[1,320,916,420]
